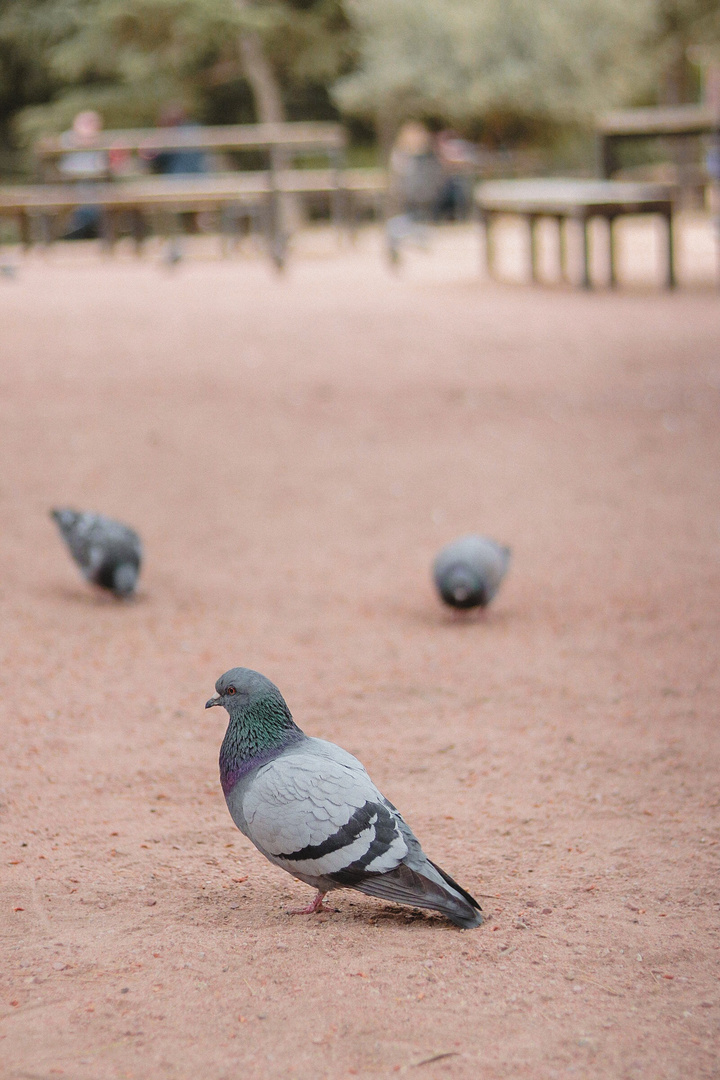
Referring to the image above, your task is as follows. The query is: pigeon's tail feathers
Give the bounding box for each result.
[343,862,483,929]
[51,507,79,532]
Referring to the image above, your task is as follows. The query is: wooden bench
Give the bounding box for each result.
[0,168,387,258]
[475,178,676,288]
[35,121,347,178]
[0,121,387,263]
[596,105,720,180]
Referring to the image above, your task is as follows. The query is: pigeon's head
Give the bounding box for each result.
[206,667,289,717]
[111,562,139,598]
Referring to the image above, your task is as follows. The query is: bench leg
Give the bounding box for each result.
[99,207,115,254]
[347,191,360,245]
[266,188,285,272]
[664,211,676,289]
[331,182,350,246]
[581,216,592,289]
[38,213,53,248]
[131,208,147,256]
[19,211,31,250]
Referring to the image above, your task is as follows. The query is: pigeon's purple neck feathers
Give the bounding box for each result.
[219,693,303,796]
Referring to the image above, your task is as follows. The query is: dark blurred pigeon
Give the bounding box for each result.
[51,508,142,598]
[207,667,483,928]
[433,534,511,610]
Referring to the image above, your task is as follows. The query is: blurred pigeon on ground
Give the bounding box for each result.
[207,667,483,928]
[433,534,511,610]
[51,508,142,598]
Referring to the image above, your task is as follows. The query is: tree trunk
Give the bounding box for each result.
[237,31,286,125]
[235,3,302,231]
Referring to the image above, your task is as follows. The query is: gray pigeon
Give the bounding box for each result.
[51,508,142,598]
[433,534,511,610]
[207,667,483,928]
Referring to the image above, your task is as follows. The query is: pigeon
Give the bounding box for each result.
[206,667,483,928]
[433,534,511,611]
[50,508,142,598]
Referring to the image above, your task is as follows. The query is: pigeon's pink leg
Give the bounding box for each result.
[287,890,327,915]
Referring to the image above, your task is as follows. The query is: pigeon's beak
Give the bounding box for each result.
[205,695,222,709]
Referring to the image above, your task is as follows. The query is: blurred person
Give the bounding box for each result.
[58,110,106,180]
[434,129,480,221]
[148,104,208,176]
[385,121,443,265]
[59,110,107,240]
[703,62,720,216]
[143,105,208,264]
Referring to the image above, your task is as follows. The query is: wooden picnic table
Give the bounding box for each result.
[475,178,676,288]
[597,105,720,179]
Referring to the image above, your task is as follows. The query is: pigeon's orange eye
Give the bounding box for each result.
[226,686,236,695]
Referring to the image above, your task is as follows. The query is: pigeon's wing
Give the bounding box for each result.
[58,513,101,574]
[89,515,142,558]
[78,517,141,584]
[479,540,511,601]
[242,747,408,882]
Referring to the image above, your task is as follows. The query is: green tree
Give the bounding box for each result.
[644,0,720,103]
[334,0,656,145]
[6,0,351,149]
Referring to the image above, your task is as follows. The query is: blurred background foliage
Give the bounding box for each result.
[0,0,718,173]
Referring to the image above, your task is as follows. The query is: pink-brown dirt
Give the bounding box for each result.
[1,228,719,1079]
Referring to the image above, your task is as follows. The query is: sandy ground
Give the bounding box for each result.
[1,223,719,1080]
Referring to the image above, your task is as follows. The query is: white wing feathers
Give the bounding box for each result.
[242,741,408,882]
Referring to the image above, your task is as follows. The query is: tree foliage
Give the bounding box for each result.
[645,0,720,102]
[334,0,661,135]
[2,0,719,169]
[3,0,351,147]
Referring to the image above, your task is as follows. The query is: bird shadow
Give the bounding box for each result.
[409,602,516,631]
[294,901,461,931]
[45,582,149,607]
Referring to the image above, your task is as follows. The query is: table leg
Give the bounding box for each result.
[664,211,676,289]
[479,210,494,279]
[581,216,592,289]
[529,215,540,283]
[557,216,567,283]
[608,216,617,288]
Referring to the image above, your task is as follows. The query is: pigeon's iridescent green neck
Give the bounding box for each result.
[219,694,302,795]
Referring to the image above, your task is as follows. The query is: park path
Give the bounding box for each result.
[1,227,718,1079]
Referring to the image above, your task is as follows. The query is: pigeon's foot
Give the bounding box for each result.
[287,891,328,916]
